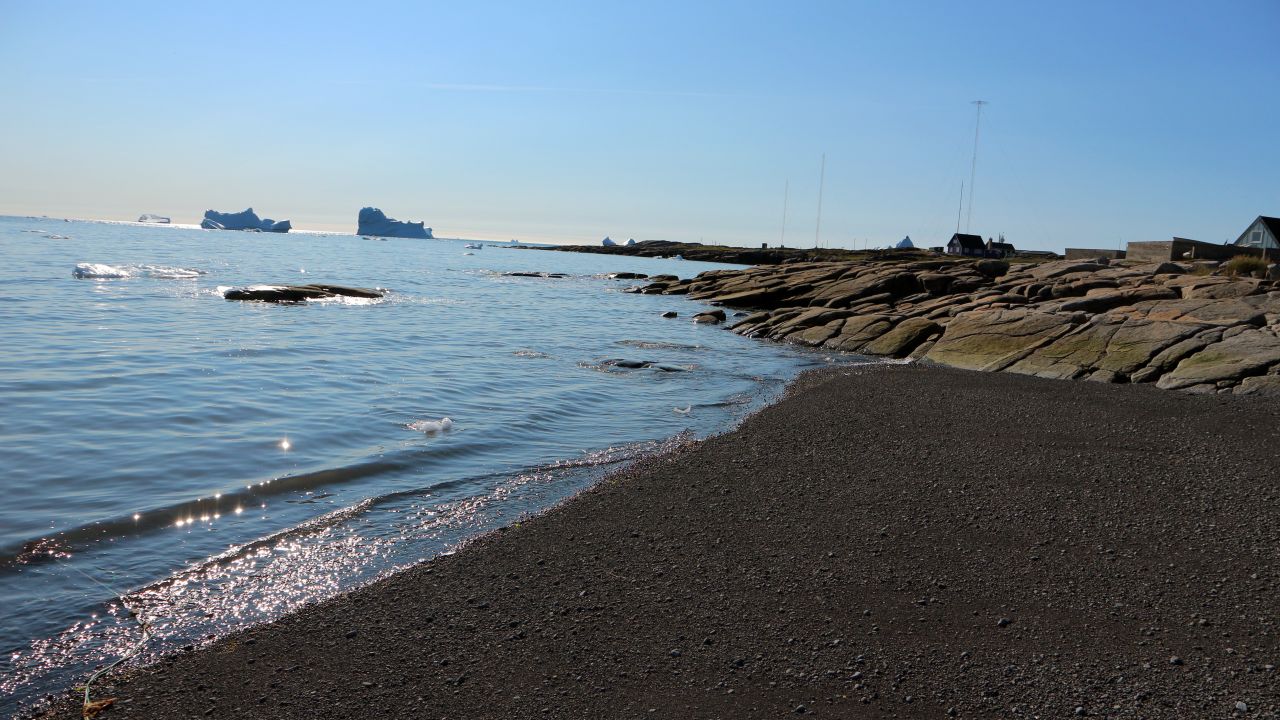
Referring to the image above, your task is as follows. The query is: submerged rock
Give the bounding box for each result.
[223,284,383,303]
[201,208,291,232]
[357,207,433,239]
[504,271,568,279]
[600,359,689,372]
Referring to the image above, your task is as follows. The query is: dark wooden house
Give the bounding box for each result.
[986,237,1016,258]
[946,233,985,257]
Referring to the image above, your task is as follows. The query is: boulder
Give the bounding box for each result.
[607,272,648,280]
[822,315,899,352]
[1131,298,1266,326]
[661,311,678,318]
[1009,317,1203,380]
[1056,286,1179,314]
[1156,328,1280,390]
[1235,375,1280,396]
[861,317,941,357]
[693,309,727,324]
[1181,280,1264,299]
[1029,261,1109,280]
[925,309,1083,371]
[974,259,1010,278]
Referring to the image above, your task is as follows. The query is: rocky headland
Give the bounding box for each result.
[636,257,1280,395]
[544,240,911,265]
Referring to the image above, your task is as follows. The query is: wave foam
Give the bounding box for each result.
[73,263,205,279]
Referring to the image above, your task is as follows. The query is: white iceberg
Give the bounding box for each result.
[201,208,291,233]
[137,214,170,224]
[357,207,433,239]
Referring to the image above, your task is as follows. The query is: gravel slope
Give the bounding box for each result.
[45,365,1280,719]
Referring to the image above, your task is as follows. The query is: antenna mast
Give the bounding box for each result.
[966,100,987,233]
[780,180,789,247]
[956,181,964,234]
[814,153,826,249]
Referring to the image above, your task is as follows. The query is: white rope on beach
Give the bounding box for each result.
[55,558,153,718]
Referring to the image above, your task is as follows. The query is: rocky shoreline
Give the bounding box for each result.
[541,240,905,265]
[634,257,1280,395]
[35,365,1280,718]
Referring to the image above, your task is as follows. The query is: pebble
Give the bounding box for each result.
[1236,701,1248,712]
[997,618,1011,627]
[1170,656,1183,666]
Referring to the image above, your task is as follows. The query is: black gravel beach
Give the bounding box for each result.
[48,365,1279,719]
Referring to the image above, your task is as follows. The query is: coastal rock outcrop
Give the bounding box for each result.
[223,284,383,303]
[641,257,1280,395]
[357,207,433,239]
[202,208,291,232]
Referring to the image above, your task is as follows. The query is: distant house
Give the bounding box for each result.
[985,236,1016,258]
[946,233,985,257]
[1234,216,1280,251]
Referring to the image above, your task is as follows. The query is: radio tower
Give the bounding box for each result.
[814,153,826,249]
[966,100,987,233]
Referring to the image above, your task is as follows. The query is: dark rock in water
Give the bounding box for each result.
[600,359,689,372]
[505,271,568,279]
[201,208,291,232]
[223,284,383,303]
[357,207,433,239]
[649,275,679,282]
[693,309,727,324]
[661,311,678,318]
[607,272,648,280]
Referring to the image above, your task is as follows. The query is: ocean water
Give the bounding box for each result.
[0,217,841,714]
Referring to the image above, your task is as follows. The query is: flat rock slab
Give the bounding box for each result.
[223,284,383,303]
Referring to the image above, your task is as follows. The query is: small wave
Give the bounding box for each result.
[73,263,205,279]
[513,349,554,359]
[616,340,704,351]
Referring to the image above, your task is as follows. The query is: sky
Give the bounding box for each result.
[0,1,1276,250]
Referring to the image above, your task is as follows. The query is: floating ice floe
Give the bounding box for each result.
[408,417,453,434]
[357,207,432,239]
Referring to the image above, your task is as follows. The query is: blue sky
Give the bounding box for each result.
[1,1,1276,249]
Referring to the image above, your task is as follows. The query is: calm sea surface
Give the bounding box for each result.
[0,216,844,714]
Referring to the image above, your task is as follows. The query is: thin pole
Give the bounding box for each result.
[814,153,826,249]
[956,181,964,234]
[780,180,789,247]
[966,100,987,233]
